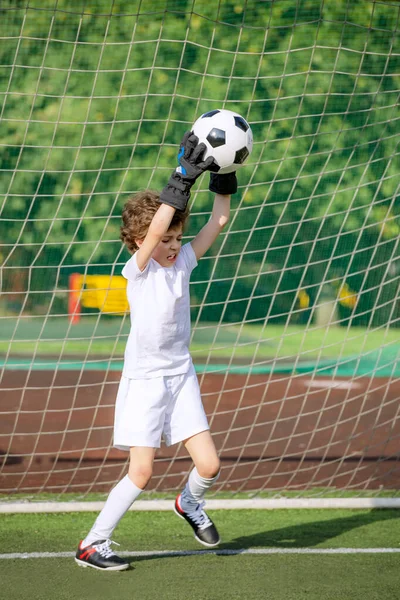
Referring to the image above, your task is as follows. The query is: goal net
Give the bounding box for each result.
[1,0,400,500]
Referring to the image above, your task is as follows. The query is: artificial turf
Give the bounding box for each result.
[1,509,399,600]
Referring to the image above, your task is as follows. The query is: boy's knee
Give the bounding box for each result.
[129,464,153,489]
[197,457,220,480]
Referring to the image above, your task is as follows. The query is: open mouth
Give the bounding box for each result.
[167,254,176,261]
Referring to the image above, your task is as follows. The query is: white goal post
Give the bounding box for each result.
[1,0,400,510]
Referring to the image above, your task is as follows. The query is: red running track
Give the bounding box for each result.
[0,369,399,494]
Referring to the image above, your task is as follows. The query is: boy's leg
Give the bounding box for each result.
[76,447,155,570]
[174,431,221,547]
[182,430,220,505]
[128,446,157,490]
[82,446,156,546]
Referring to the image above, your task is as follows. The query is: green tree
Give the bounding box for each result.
[1,0,399,324]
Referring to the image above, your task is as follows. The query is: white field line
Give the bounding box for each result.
[1,548,400,560]
[303,379,362,390]
[2,498,400,513]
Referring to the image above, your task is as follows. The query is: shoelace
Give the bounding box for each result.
[186,501,212,530]
[93,539,120,558]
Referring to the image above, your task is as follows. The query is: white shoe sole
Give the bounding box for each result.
[173,505,221,548]
[75,558,129,571]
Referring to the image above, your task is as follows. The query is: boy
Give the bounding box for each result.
[75,131,237,571]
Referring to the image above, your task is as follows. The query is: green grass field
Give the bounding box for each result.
[1,317,399,361]
[1,509,399,600]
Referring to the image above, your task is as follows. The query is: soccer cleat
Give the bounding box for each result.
[174,493,220,547]
[75,539,130,571]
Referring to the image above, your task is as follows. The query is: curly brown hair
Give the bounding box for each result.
[120,190,189,253]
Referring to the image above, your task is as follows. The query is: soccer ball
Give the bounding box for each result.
[192,109,253,174]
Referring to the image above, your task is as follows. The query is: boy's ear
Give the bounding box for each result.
[136,239,144,248]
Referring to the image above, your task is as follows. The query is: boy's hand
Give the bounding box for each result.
[176,131,215,182]
[209,171,238,195]
[159,131,214,211]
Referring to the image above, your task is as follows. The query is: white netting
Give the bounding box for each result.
[0,0,400,498]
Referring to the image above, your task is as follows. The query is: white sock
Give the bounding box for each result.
[82,475,142,547]
[180,467,220,511]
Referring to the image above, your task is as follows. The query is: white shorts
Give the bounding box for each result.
[113,364,209,450]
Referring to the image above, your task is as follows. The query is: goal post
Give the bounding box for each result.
[1,0,400,507]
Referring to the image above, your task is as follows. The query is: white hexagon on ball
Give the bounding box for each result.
[192,109,253,174]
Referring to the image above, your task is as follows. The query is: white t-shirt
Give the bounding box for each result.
[121,242,197,379]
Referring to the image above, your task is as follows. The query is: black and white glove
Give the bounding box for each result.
[209,171,238,196]
[159,131,214,211]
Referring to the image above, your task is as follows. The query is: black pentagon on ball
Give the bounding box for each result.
[207,127,226,148]
[234,116,249,132]
[234,146,249,164]
[201,110,221,118]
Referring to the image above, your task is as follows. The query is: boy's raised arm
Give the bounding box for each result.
[135,203,176,271]
[136,131,214,272]
[191,171,237,261]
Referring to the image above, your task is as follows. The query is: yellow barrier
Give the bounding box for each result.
[68,273,128,323]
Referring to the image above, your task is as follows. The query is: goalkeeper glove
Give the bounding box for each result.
[160,131,214,211]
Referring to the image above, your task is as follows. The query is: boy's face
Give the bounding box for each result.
[145,224,183,267]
